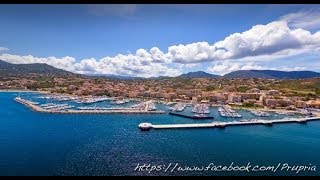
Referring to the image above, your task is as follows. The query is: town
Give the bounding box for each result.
[1,74,320,111]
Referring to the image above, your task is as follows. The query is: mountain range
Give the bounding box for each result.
[179,71,220,78]
[1,60,320,80]
[223,70,320,79]
[0,60,77,77]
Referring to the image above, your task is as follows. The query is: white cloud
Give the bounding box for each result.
[279,9,320,30]
[167,20,320,63]
[0,53,76,72]
[185,63,200,68]
[274,66,307,71]
[1,11,320,77]
[0,50,181,78]
[167,42,214,63]
[0,47,9,51]
[73,51,181,77]
[207,61,264,75]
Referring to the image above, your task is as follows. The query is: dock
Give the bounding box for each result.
[14,97,165,114]
[138,117,319,131]
[218,105,242,118]
[168,112,214,119]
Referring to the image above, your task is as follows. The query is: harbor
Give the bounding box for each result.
[14,97,165,114]
[138,116,320,131]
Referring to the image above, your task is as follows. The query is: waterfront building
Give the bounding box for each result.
[276,98,294,107]
[248,88,261,93]
[268,89,280,96]
[191,96,198,104]
[227,93,242,103]
[306,100,320,108]
[164,92,176,100]
[239,93,261,100]
[295,100,307,108]
[128,91,138,98]
[243,99,257,104]
[265,99,277,108]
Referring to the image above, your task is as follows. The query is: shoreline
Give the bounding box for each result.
[4,89,319,116]
[230,105,298,113]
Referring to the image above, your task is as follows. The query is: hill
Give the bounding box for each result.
[223,70,320,79]
[0,60,78,78]
[179,71,220,78]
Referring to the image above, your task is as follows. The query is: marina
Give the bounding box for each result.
[37,94,80,101]
[14,97,165,114]
[74,96,110,104]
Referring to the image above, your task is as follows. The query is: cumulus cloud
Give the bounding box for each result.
[207,61,265,75]
[0,47,9,51]
[167,20,320,63]
[0,53,76,72]
[1,11,320,77]
[280,9,320,30]
[0,51,181,78]
[72,51,181,77]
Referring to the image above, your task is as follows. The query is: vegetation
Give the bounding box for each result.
[242,102,260,108]
[236,86,250,92]
[206,85,215,91]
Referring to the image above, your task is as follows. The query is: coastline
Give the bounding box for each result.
[4,89,320,117]
[231,105,296,113]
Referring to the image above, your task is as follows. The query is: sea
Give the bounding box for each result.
[0,92,319,176]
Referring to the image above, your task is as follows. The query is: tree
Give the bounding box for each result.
[206,85,215,91]
[316,88,320,95]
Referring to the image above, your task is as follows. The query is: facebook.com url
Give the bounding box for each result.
[134,162,316,174]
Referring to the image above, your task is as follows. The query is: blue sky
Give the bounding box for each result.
[1,4,320,77]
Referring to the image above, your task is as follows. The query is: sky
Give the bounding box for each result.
[1,4,320,77]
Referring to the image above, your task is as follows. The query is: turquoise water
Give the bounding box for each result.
[0,92,319,176]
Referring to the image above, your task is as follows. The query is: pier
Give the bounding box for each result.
[139,117,320,131]
[218,105,242,118]
[168,112,214,119]
[14,97,165,114]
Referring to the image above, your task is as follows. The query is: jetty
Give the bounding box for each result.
[218,105,242,118]
[169,103,186,112]
[14,97,165,114]
[168,112,214,119]
[138,117,319,131]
